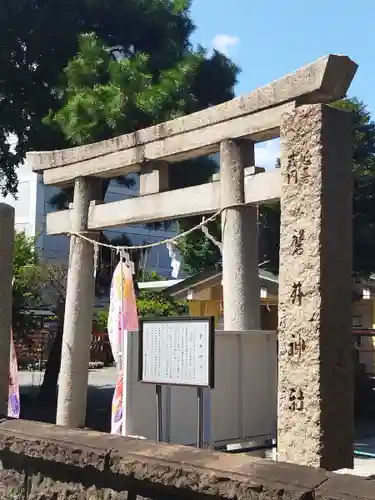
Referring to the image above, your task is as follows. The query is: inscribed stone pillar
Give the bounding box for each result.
[0,204,14,415]
[220,139,260,331]
[56,177,101,428]
[278,104,353,470]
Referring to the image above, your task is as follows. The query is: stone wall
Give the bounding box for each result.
[0,419,374,499]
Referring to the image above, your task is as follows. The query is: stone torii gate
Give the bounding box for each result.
[28,54,357,471]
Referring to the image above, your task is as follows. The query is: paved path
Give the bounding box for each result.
[19,366,117,392]
[336,457,375,478]
[19,366,117,432]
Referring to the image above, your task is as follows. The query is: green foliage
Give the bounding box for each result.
[141,271,164,282]
[332,99,375,276]
[93,310,109,332]
[0,0,236,196]
[12,232,42,330]
[333,98,375,174]
[45,33,206,144]
[92,291,186,330]
[172,0,191,14]
[13,232,38,272]
[178,218,221,275]
[137,291,187,318]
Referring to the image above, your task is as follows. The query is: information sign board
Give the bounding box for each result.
[138,317,214,388]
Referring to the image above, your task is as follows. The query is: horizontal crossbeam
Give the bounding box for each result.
[46,169,280,235]
[42,103,293,186]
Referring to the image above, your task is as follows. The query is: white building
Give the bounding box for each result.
[0,159,180,278]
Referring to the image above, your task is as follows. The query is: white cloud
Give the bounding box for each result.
[255,139,280,170]
[212,34,240,57]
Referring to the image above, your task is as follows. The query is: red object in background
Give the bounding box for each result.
[352,329,375,336]
[92,330,106,337]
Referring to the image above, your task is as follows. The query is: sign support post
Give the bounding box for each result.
[156,384,163,442]
[197,386,204,448]
[138,317,215,448]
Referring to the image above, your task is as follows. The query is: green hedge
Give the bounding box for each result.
[93,291,187,332]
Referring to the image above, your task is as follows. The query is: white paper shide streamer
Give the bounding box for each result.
[166,242,181,279]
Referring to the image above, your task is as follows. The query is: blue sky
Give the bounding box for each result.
[190,0,375,168]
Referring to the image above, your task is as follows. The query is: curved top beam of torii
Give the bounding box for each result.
[28,54,357,188]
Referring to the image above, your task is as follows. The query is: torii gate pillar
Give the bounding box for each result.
[220,139,260,331]
[56,177,101,428]
[277,104,353,470]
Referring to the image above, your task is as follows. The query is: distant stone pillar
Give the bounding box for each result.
[278,104,353,470]
[56,177,101,428]
[220,139,260,331]
[0,204,14,415]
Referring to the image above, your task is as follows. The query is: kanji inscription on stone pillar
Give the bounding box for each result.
[278,104,353,471]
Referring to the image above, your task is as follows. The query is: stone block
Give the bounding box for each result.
[315,474,375,499]
[0,468,25,500]
[1,419,374,499]
[0,419,110,470]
